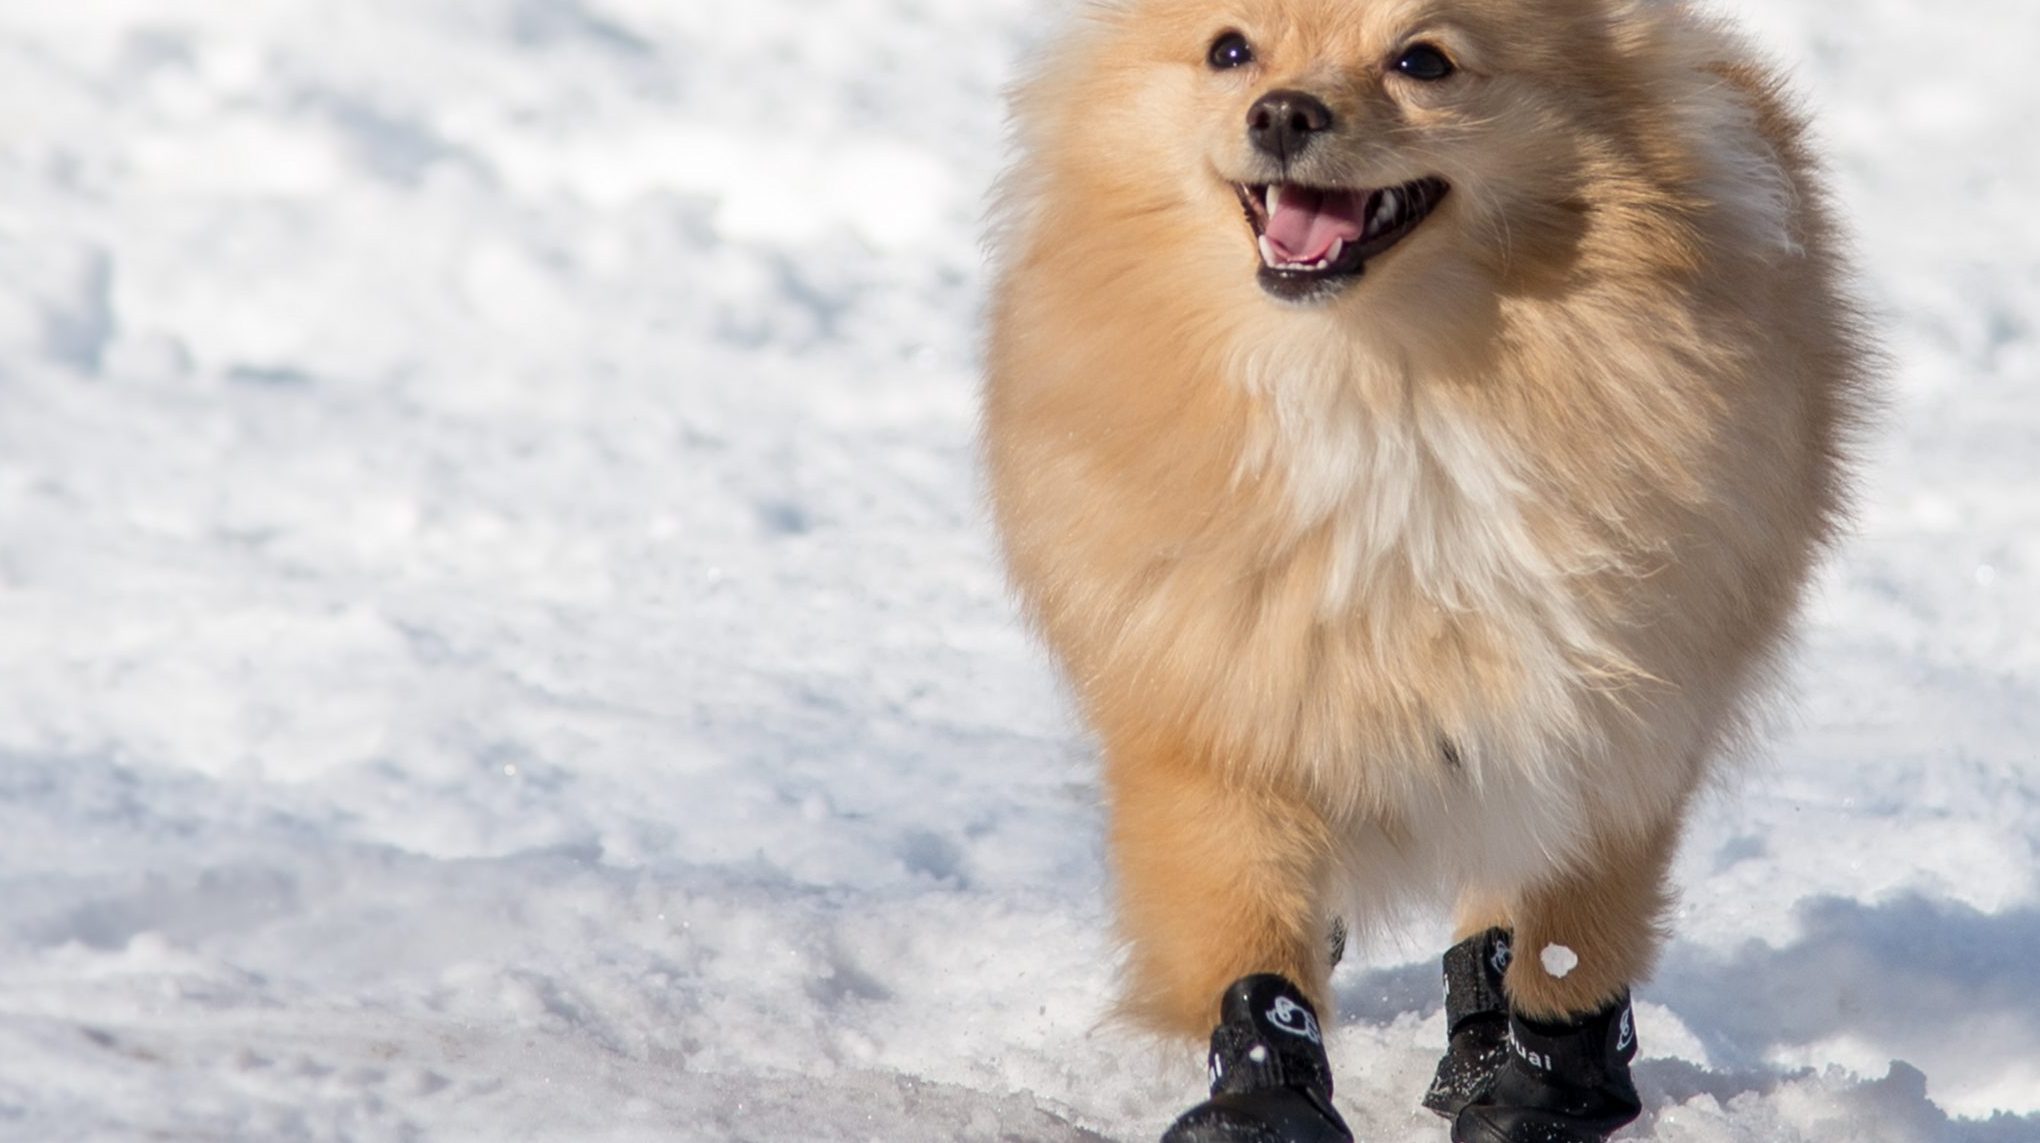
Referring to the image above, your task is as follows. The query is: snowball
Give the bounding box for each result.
[1541,944,1580,979]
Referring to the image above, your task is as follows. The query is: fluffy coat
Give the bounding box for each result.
[983,0,1870,1036]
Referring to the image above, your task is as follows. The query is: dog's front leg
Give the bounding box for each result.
[1438,825,1676,1142]
[1107,736,1355,1142]
[1107,735,1334,1038]
[1505,824,1675,1023]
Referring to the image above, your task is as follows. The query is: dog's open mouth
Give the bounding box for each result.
[1234,177,1449,302]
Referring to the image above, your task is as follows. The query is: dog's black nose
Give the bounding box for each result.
[1247,90,1333,162]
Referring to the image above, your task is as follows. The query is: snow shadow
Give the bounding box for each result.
[1651,892,2040,1135]
[1334,893,2040,1073]
[1331,895,2040,1136]
[1654,893,2040,1071]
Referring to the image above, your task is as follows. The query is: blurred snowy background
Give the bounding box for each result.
[0,0,2035,1139]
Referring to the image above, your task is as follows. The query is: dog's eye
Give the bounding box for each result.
[1393,43,1455,81]
[1208,31,1254,70]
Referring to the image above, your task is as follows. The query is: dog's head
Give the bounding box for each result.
[1016,0,1635,314]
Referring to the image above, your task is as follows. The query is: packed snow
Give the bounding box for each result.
[1540,946,1580,982]
[0,0,2035,1139]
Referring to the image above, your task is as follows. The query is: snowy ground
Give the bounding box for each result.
[0,1,2035,1140]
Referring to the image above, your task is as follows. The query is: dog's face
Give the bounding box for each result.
[1083,0,1608,309]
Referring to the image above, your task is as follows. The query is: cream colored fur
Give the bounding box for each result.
[984,0,1870,1034]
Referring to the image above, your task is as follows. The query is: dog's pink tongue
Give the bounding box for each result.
[1265,186,1365,262]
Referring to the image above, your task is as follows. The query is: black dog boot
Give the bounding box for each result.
[1452,993,1642,1143]
[1422,927,1514,1118]
[1161,975,1353,1143]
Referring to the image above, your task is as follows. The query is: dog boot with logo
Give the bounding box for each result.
[1161,974,1353,1143]
[1452,993,1642,1143]
[1422,927,1514,1118]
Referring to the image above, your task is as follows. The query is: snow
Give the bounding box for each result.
[0,0,2034,1139]
[1541,945,1580,981]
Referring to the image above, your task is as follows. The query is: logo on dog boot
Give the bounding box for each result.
[1490,935,1513,977]
[1266,996,1322,1044]
[1507,1028,1553,1072]
[1616,1007,1635,1053]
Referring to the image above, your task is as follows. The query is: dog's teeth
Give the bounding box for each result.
[1327,238,1344,264]
[1266,184,1280,214]
[1374,189,1399,229]
[1258,235,1278,267]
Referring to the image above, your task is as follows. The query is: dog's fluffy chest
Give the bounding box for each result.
[1229,362,1612,794]
[1243,363,1567,625]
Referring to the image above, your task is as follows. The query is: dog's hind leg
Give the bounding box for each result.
[1452,889,1515,944]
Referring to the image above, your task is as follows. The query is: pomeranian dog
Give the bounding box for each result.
[984,0,1869,1139]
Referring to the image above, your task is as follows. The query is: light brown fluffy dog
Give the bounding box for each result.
[984,0,1869,1041]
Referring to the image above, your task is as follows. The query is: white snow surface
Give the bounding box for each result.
[0,0,2036,1140]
